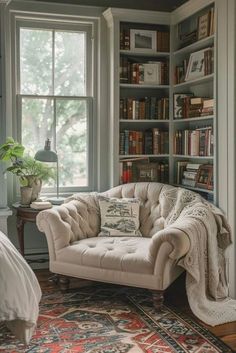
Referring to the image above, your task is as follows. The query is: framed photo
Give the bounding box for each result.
[196,164,213,190]
[136,163,158,182]
[197,12,210,40]
[185,48,206,81]
[130,29,156,52]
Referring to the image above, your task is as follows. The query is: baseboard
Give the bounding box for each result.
[24,247,49,270]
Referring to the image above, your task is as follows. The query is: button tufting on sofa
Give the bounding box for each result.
[36,182,191,292]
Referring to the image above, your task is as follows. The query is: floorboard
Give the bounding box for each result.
[35,269,236,352]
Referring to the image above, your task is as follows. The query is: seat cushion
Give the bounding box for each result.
[56,237,153,274]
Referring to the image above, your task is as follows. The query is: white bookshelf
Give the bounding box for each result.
[170,0,216,203]
[104,0,217,203]
[104,7,171,186]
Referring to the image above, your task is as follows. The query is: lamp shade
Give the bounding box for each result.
[34,139,57,162]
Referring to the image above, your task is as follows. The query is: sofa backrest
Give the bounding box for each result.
[104,182,176,237]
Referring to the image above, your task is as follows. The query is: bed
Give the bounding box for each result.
[0,231,42,344]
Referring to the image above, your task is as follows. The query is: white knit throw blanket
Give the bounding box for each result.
[160,187,236,326]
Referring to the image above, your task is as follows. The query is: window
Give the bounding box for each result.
[17,22,94,192]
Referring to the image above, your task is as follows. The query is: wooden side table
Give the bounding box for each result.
[12,203,48,262]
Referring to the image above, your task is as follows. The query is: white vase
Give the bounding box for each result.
[20,186,33,206]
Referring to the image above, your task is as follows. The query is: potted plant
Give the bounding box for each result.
[0,137,55,205]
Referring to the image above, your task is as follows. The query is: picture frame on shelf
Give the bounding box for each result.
[197,12,210,40]
[136,163,158,182]
[196,164,213,190]
[185,48,206,81]
[130,29,156,52]
[143,63,158,84]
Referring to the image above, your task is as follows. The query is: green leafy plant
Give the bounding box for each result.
[0,137,55,186]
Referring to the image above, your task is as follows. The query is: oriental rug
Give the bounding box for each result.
[0,284,233,353]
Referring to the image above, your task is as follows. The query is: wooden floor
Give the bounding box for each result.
[35,269,236,352]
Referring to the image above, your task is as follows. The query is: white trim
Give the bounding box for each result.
[226,0,236,298]
[103,7,170,27]
[171,0,215,25]
[11,9,98,194]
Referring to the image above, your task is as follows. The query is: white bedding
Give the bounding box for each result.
[0,231,42,344]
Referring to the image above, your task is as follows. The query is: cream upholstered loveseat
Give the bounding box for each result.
[36,183,191,299]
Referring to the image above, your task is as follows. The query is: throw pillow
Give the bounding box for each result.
[98,196,142,237]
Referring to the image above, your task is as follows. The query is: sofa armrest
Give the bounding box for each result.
[149,226,190,262]
[36,200,100,259]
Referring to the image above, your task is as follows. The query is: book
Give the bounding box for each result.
[30,201,52,210]
[182,178,196,187]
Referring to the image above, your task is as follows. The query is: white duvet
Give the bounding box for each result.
[0,231,42,344]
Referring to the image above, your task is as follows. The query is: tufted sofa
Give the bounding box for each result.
[36,183,191,300]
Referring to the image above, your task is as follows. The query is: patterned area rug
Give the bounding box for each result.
[0,284,233,353]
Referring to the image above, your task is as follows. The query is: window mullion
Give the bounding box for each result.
[53,98,57,152]
[52,29,55,95]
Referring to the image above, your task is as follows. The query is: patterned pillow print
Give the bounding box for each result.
[98,196,142,237]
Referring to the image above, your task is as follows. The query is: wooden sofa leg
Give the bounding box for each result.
[58,275,70,291]
[151,290,164,310]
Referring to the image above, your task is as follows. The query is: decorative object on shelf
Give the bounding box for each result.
[0,137,54,205]
[197,12,211,40]
[196,164,213,190]
[136,162,158,182]
[35,139,64,205]
[173,93,193,118]
[185,47,213,81]
[185,48,205,81]
[197,7,215,40]
[130,29,156,52]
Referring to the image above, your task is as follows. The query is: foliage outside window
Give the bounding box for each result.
[18,23,93,191]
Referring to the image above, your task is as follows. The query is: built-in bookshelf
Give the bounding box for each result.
[104,9,171,186]
[171,1,215,203]
[104,0,217,203]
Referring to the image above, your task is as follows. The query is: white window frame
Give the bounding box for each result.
[14,17,96,194]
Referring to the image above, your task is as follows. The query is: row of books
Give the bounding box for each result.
[176,162,213,191]
[120,159,169,184]
[174,127,213,156]
[120,129,169,155]
[173,94,214,119]
[120,57,169,85]
[120,97,169,120]
[174,47,214,84]
[120,29,170,52]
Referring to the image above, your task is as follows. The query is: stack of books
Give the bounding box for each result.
[120,97,169,120]
[174,94,214,119]
[181,163,201,188]
[30,201,52,210]
[201,98,214,116]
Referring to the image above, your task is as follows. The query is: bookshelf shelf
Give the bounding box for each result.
[120,84,170,89]
[120,154,169,158]
[173,115,214,123]
[173,184,214,194]
[173,35,215,57]
[120,50,170,57]
[173,155,214,159]
[120,119,169,123]
[173,74,214,89]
